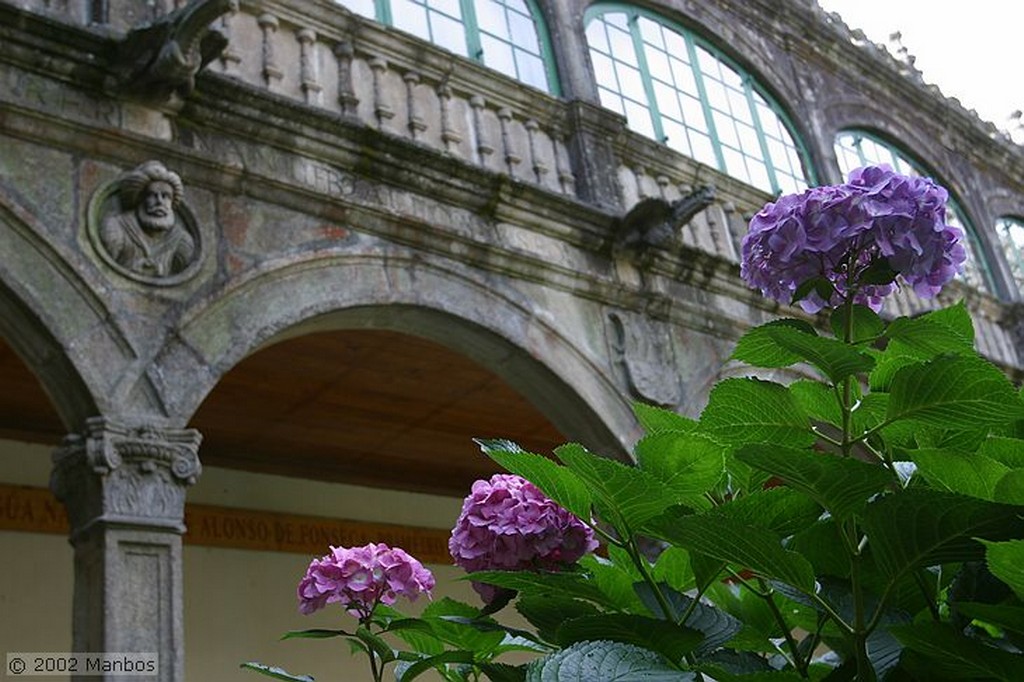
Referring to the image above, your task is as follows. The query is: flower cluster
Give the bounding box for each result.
[741,165,966,312]
[449,473,597,602]
[297,543,435,619]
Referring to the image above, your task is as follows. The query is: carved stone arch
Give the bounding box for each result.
[153,254,636,459]
[0,188,147,431]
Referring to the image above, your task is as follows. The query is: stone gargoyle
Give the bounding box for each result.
[612,185,716,264]
[110,0,234,105]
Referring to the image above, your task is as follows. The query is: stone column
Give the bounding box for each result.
[50,417,201,682]
[563,100,627,210]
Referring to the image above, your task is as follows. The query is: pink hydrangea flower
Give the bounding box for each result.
[449,474,597,603]
[741,165,966,312]
[297,543,435,619]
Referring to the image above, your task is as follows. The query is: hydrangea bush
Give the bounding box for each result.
[450,473,597,603]
[247,166,1024,681]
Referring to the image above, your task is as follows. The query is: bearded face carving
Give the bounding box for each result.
[96,161,199,280]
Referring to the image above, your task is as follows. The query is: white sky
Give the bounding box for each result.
[816,1,1023,143]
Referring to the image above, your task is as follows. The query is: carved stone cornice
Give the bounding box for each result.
[50,417,202,538]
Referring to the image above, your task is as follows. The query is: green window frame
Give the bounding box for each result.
[834,130,995,294]
[995,216,1024,294]
[334,0,560,95]
[583,4,814,196]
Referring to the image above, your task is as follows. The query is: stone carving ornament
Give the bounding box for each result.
[608,310,682,408]
[88,161,202,284]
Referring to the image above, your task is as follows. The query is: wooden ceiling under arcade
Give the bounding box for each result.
[0,330,565,497]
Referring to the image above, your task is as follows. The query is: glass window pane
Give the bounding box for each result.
[713,111,739,148]
[690,131,716,167]
[476,0,506,34]
[515,50,548,90]
[508,11,539,52]
[704,80,728,112]
[430,0,461,17]
[638,16,664,50]
[431,11,467,55]
[608,26,638,67]
[480,34,515,76]
[597,87,626,116]
[663,119,690,155]
[585,20,609,54]
[654,81,681,121]
[617,63,646,103]
[591,52,617,89]
[624,100,655,138]
[392,0,431,41]
[680,94,706,130]
[645,49,671,84]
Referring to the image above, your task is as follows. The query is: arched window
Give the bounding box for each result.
[995,216,1024,294]
[834,130,993,293]
[335,0,559,94]
[583,5,813,195]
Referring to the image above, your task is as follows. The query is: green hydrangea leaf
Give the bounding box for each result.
[908,448,1011,501]
[556,443,681,532]
[885,355,1024,430]
[633,403,698,434]
[830,304,886,344]
[891,622,1024,681]
[634,431,725,500]
[699,378,815,450]
[555,614,703,665]
[239,662,315,682]
[525,640,697,681]
[981,539,1024,601]
[731,319,817,368]
[478,442,592,522]
[863,489,1024,582]
[643,507,816,594]
[736,444,891,520]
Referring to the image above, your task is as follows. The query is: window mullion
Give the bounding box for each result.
[376,0,393,25]
[684,36,726,173]
[461,0,483,62]
[626,13,666,144]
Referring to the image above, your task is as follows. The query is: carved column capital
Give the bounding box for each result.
[51,417,202,539]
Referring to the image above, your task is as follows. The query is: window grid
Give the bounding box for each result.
[334,0,558,94]
[834,130,993,293]
[584,7,812,196]
[996,217,1024,294]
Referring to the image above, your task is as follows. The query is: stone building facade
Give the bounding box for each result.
[0,0,1022,679]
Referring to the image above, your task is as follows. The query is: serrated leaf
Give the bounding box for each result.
[240,662,315,681]
[731,319,817,368]
[831,304,885,344]
[579,554,648,613]
[700,379,815,449]
[479,662,528,682]
[994,470,1024,504]
[280,628,350,640]
[761,324,875,383]
[556,443,680,532]
[480,445,592,522]
[634,403,698,434]
[652,547,696,595]
[981,539,1024,600]
[886,355,1024,429]
[633,583,742,655]
[556,614,703,664]
[736,444,891,519]
[517,594,601,644]
[789,521,850,578]
[707,487,823,537]
[980,437,1024,468]
[525,640,696,681]
[634,431,725,500]
[957,602,1024,636]
[908,448,1010,501]
[644,508,816,593]
[863,489,1024,581]
[891,622,1024,680]
[462,570,608,606]
[789,379,843,427]
[397,650,477,681]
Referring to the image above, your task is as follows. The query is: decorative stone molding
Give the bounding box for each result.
[608,311,681,408]
[87,160,203,285]
[109,0,232,107]
[51,417,202,537]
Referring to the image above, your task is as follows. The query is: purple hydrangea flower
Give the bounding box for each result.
[297,543,435,619]
[449,474,597,603]
[740,165,966,312]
